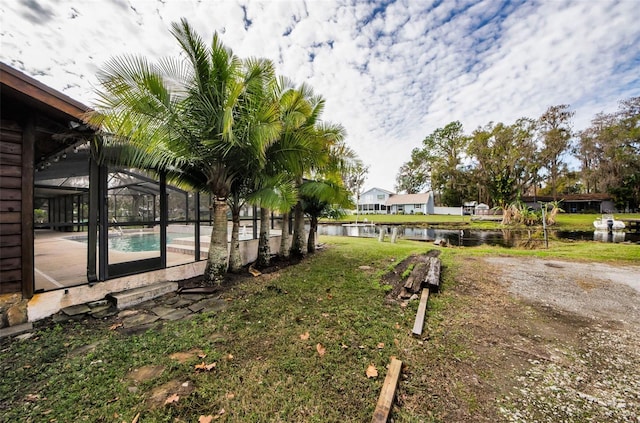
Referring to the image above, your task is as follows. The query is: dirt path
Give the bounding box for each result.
[485,257,640,326]
[396,254,640,422]
[469,256,640,422]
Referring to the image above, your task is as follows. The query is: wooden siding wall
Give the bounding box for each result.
[0,121,23,294]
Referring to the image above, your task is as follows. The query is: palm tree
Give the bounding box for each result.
[224,59,281,273]
[287,101,347,257]
[90,19,279,285]
[300,178,353,253]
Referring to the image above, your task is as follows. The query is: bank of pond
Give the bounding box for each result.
[316,223,640,247]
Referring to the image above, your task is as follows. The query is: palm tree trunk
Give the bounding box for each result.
[307,215,318,253]
[279,211,290,258]
[256,207,270,268]
[228,207,242,273]
[204,197,229,285]
[290,200,306,258]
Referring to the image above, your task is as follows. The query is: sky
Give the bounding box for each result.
[1,0,639,193]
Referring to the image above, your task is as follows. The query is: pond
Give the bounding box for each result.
[316,224,640,247]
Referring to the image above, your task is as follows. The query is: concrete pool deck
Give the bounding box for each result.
[29,228,286,322]
[34,230,195,292]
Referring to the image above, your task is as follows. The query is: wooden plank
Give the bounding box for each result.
[0,223,21,235]
[372,358,403,423]
[426,257,441,292]
[0,268,21,283]
[22,116,35,298]
[0,176,21,189]
[0,165,21,178]
[0,246,21,259]
[411,288,430,336]
[0,141,22,155]
[0,280,21,295]
[0,212,21,224]
[0,257,21,271]
[403,262,428,292]
[0,152,21,166]
[0,200,21,212]
[0,234,20,247]
[0,188,21,201]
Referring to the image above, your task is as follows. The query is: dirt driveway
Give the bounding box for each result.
[476,257,640,422]
[399,254,640,422]
[486,257,640,326]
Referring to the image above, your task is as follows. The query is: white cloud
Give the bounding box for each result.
[1,0,638,191]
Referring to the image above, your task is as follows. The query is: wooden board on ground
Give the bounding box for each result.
[372,357,403,423]
[411,288,430,336]
[426,257,441,292]
[403,262,429,292]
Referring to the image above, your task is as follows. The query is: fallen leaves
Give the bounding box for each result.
[24,393,41,402]
[195,362,217,371]
[109,322,123,331]
[300,331,310,340]
[164,393,179,405]
[366,364,378,378]
[316,343,326,357]
[169,349,206,364]
[199,408,226,422]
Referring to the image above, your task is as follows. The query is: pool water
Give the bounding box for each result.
[69,232,186,252]
[108,233,185,252]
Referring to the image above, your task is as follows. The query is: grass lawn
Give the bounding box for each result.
[325,212,640,231]
[1,236,638,421]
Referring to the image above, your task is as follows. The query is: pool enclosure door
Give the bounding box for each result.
[88,163,168,279]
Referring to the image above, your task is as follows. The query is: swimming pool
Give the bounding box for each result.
[68,232,187,252]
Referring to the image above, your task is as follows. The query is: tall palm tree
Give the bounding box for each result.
[279,88,348,258]
[90,19,279,285]
[300,177,353,253]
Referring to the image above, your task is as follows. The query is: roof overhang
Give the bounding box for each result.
[1,62,96,164]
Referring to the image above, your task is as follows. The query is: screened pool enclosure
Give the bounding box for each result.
[34,140,269,293]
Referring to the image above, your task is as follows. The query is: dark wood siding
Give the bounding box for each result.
[0,123,23,294]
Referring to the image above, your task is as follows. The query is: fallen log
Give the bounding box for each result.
[411,288,430,336]
[403,262,429,292]
[425,257,441,292]
[371,357,403,423]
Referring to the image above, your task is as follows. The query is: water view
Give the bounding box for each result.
[317,224,640,247]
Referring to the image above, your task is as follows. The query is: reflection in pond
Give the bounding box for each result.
[316,224,639,247]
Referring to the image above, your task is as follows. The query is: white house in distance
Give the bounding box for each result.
[386,192,434,214]
[358,188,463,215]
[358,188,394,214]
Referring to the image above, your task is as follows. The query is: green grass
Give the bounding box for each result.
[324,212,640,231]
[1,236,637,422]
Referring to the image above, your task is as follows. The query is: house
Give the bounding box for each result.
[358,187,394,214]
[522,194,617,213]
[463,201,476,215]
[385,192,435,214]
[0,63,284,330]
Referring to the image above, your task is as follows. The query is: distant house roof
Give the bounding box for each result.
[362,187,395,196]
[386,192,431,205]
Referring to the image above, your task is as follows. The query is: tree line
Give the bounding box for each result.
[90,19,362,286]
[395,98,640,211]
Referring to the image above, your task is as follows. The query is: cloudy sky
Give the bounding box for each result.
[2,0,639,192]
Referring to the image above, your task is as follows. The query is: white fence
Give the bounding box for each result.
[432,206,463,216]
